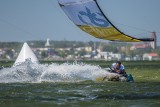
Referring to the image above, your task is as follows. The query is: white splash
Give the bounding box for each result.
[0,60,113,83]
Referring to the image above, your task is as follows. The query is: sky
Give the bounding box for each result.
[0,0,160,43]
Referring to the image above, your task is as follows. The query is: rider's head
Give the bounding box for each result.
[116,61,121,68]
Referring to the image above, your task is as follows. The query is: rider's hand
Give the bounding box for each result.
[116,70,121,74]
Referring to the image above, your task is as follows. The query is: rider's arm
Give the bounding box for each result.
[111,63,116,71]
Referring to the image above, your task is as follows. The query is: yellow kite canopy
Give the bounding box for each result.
[58,0,154,42]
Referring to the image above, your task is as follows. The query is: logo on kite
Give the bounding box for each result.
[78,7,109,27]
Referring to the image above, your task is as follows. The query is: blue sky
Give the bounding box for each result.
[0,0,160,43]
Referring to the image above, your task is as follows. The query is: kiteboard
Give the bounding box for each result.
[96,68,133,82]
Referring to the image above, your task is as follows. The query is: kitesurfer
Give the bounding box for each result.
[111,61,126,75]
[110,61,134,82]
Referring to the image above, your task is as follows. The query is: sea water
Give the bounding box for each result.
[0,60,159,107]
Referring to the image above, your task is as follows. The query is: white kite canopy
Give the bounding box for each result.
[14,42,38,65]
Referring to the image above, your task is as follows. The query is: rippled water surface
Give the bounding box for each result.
[0,82,160,107]
[0,61,159,107]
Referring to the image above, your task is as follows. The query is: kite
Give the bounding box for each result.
[58,0,154,42]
